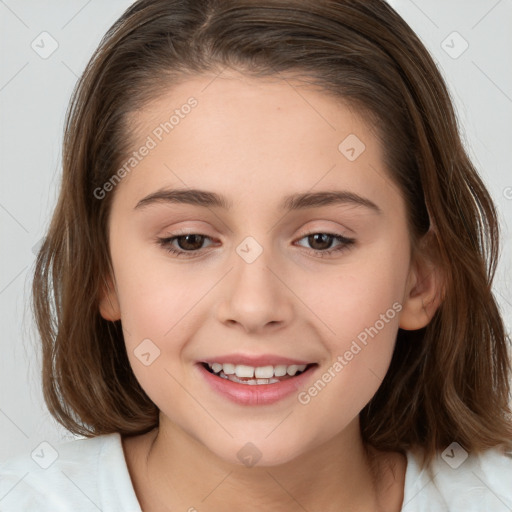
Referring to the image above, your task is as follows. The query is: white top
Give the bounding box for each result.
[1,433,511,511]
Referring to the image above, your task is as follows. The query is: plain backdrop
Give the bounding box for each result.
[1,0,511,460]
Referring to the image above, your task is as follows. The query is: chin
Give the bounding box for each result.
[207,433,314,469]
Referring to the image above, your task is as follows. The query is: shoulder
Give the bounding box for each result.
[402,443,512,511]
[0,432,141,512]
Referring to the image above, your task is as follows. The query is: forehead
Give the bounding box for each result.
[133,71,371,145]
[114,71,399,213]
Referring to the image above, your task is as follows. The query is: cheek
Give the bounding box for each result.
[295,245,407,397]
[302,252,406,342]
[109,239,211,348]
[297,275,402,425]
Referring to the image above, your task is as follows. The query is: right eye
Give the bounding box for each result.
[157,233,216,257]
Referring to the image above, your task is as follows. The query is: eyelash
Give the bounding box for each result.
[156,230,356,259]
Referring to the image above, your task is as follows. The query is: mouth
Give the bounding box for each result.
[200,361,316,386]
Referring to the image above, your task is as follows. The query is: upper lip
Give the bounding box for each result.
[200,354,314,367]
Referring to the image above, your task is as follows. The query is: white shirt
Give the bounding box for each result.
[1,432,511,511]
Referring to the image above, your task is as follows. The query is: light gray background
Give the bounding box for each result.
[1,0,511,460]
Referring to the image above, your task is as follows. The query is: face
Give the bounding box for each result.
[101,71,421,466]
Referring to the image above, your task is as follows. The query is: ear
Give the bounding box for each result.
[399,233,445,331]
[98,274,121,321]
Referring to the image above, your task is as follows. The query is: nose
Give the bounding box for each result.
[215,243,294,334]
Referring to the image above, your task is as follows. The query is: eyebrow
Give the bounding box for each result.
[134,188,381,214]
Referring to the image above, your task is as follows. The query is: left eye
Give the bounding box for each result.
[157,232,355,258]
[294,232,355,256]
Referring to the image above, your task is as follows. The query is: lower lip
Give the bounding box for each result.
[197,363,317,406]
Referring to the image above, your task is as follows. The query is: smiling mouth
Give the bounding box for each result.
[201,362,316,385]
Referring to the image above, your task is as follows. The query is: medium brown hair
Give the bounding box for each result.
[32,0,512,468]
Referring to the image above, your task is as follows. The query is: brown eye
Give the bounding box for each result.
[175,234,207,251]
[307,233,335,251]
[157,233,215,258]
[295,232,356,257]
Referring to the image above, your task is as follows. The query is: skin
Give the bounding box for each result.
[100,70,442,511]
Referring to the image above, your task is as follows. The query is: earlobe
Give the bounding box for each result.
[399,256,444,331]
[98,275,121,321]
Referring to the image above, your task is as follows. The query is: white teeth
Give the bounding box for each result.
[222,363,236,375]
[254,365,274,379]
[274,365,288,377]
[212,363,223,373]
[235,365,254,378]
[207,362,310,380]
[286,365,298,376]
[294,364,307,375]
[225,374,281,385]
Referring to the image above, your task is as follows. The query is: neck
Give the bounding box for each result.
[124,416,405,512]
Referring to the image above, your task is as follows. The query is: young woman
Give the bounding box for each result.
[2,1,511,510]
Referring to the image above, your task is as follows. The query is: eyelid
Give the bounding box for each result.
[295,225,351,239]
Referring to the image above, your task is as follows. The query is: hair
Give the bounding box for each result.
[32,0,512,469]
